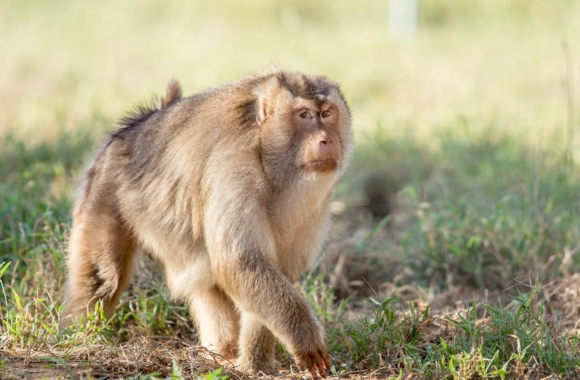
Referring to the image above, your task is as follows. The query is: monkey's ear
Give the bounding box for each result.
[256,97,267,125]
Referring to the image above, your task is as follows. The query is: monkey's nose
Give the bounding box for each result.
[318,139,333,154]
[317,139,338,160]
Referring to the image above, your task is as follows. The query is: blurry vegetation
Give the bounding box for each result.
[2,0,580,378]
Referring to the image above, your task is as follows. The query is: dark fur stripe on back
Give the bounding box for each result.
[117,79,183,132]
[117,100,161,132]
[82,80,184,199]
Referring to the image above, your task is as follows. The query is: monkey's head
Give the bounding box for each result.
[253,71,353,183]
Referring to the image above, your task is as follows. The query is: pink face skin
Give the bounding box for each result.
[293,103,341,173]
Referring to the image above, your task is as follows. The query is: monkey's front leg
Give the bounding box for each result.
[203,170,332,379]
[212,253,331,380]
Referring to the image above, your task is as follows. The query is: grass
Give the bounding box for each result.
[2,0,580,378]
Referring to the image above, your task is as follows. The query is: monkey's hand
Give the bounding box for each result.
[294,338,331,380]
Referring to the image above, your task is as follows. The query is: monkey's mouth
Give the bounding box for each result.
[304,159,338,172]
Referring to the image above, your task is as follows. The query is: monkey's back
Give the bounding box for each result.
[78,84,264,261]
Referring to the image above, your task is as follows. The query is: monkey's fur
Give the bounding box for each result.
[63,71,353,379]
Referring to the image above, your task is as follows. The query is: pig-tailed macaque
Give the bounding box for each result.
[63,70,353,379]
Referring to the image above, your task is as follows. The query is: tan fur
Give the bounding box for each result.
[63,70,353,379]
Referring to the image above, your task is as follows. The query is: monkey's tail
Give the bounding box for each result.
[162,79,182,108]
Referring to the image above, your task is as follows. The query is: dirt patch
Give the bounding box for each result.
[2,340,249,380]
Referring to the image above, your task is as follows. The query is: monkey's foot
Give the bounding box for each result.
[197,344,238,366]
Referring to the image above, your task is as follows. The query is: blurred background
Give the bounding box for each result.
[2,0,579,146]
[2,0,580,309]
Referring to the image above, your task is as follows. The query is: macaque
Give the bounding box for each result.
[63,70,353,379]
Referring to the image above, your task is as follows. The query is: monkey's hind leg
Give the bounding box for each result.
[63,207,137,324]
[237,312,278,374]
[189,286,240,361]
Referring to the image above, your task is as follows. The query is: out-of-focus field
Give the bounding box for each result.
[2,1,580,379]
[2,1,579,147]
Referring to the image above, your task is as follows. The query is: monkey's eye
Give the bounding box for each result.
[321,110,332,118]
[299,111,309,119]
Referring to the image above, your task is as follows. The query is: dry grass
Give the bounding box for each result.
[3,276,580,379]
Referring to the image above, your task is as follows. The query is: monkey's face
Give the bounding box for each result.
[256,73,352,183]
[292,102,341,173]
